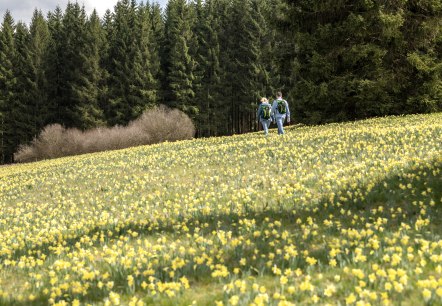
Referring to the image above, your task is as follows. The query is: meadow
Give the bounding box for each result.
[0,113,441,306]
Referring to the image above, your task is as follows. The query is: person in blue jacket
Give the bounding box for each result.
[271,92,290,135]
[257,97,273,135]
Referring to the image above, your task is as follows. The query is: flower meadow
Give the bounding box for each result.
[0,113,441,306]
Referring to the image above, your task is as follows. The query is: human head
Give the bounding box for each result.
[276,91,283,99]
[260,97,268,103]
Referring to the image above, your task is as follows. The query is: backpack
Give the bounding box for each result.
[262,104,271,119]
[277,100,286,114]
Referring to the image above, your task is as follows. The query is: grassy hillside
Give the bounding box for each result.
[0,114,441,306]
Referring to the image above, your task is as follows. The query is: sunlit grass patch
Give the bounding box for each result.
[0,113,441,305]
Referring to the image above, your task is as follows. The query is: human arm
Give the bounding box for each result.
[285,100,291,123]
[271,101,277,120]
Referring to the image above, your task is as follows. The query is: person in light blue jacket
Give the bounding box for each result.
[257,97,273,135]
[271,91,290,135]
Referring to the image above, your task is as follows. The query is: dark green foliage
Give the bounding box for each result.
[103,0,136,125]
[0,11,16,163]
[216,0,275,134]
[99,9,113,119]
[132,3,158,112]
[163,0,197,116]
[149,3,166,101]
[57,3,105,128]
[1,0,441,164]
[403,2,442,113]
[58,2,87,126]
[44,6,64,124]
[278,0,442,124]
[29,10,51,132]
[192,0,223,136]
[73,9,106,129]
[10,22,36,156]
[107,0,157,125]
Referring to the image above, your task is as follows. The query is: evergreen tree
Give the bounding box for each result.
[108,0,157,125]
[10,22,36,158]
[222,0,269,134]
[0,11,16,163]
[279,0,442,124]
[402,1,442,113]
[213,0,234,134]
[149,2,165,102]
[163,0,197,116]
[29,9,50,132]
[58,2,89,127]
[45,6,64,124]
[47,4,104,129]
[72,9,106,129]
[192,0,223,136]
[100,9,113,120]
[259,0,285,96]
[269,0,293,93]
[131,2,158,115]
[107,0,135,125]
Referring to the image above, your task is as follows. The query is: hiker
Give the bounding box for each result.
[257,97,273,135]
[271,92,290,135]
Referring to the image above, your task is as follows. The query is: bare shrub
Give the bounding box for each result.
[14,106,195,163]
[132,106,196,144]
[63,128,84,156]
[33,124,66,159]
[13,144,37,163]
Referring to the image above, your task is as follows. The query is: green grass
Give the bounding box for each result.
[0,113,441,305]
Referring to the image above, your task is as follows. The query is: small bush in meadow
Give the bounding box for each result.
[14,106,195,162]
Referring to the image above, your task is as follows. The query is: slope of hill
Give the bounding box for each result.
[0,113,441,305]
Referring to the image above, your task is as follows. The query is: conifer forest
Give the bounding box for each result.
[0,0,441,164]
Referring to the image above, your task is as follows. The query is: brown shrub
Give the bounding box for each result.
[33,124,66,159]
[12,144,35,163]
[14,106,195,163]
[130,106,196,144]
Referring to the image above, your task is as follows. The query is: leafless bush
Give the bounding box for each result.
[12,144,35,163]
[14,106,195,163]
[32,124,66,159]
[130,106,196,144]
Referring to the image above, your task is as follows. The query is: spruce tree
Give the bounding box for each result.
[10,22,36,158]
[29,10,50,133]
[106,0,158,125]
[100,9,113,120]
[258,0,284,96]
[279,0,442,123]
[402,1,442,113]
[223,0,269,134]
[58,2,89,127]
[0,11,16,163]
[1,0,438,159]
[213,0,234,134]
[71,9,106,129]
[46,4,104,129]
[107,0,138,125]
[163,0,197,116]
[130,2,158,116]
[268,0,293,93]
[149,2,165,102]
[45,6,64,124]
[192,0,223,136]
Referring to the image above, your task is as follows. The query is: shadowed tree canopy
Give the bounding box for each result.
[0,0,441,164]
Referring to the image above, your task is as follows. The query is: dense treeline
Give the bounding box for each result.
[0,0,441,163]
[279,1,442,123]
